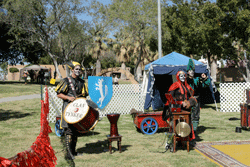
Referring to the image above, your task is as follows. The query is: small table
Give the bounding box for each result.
[172,111,191,153]
[107,135,122,154]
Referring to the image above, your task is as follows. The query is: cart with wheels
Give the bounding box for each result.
[131,111,170,135]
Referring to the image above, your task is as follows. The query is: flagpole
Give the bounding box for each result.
[158,0,162,59]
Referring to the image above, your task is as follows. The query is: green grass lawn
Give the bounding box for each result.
[0,85,249,167]
[1,99,249,167]
[0,84,41,98]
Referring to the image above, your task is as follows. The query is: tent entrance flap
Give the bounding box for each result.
[154,74,173,105]
[144,73,173,110]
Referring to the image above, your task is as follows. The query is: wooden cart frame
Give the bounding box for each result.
[132,111,170,135]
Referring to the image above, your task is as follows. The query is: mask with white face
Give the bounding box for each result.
[73,66,81,77]
[188,70,194,77]
[179,73,186,82]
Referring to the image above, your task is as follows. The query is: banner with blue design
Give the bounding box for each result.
[88,76,113,109]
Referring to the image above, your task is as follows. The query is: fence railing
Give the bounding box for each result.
[220,82,250,112]
[47,84,145,123]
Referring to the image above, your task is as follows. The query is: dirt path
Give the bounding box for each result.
[0,94,41,103]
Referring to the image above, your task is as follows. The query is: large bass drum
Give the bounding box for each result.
[64,98,99,133]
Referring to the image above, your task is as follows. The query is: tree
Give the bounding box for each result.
[160,0,233,81]
[217,0,250,82]
[162,0,227,57]
[9,67,19,80]
[0,62,8,80]
[0,21,22,64]
[0,11,47,65]
[1,0,90,79]
[100,51,121,69]
[112,30,158,68]
[87,24,111,75]
[161,0,201,56]
[91,0,162,81]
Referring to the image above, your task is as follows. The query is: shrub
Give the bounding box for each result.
[9,67,19,73]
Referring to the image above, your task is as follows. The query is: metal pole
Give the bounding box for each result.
[158,0,162,59]
[41,84,43,100]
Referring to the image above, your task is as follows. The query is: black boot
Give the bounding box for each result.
[71,136,83,156]
[65,135,75,160]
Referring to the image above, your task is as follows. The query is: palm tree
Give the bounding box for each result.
[113,31,158,81]
[87,25,110,75]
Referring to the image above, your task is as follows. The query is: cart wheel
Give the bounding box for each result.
[140,117,158,135]
[55,119,64,137]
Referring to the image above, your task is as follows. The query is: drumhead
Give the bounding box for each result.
[64,98,89,124]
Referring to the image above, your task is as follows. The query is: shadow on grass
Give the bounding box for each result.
[133,126,169,135]
[196,125,216,142]
[157,128,169,133]
[0,109,34,121]
[77,139,131,154]
[78,131,100,137]
[229,117,240,121]
[200,105,220,111]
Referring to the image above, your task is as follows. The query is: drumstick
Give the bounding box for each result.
[76,94,84,98]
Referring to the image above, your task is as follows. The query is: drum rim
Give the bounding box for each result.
[63,97,90,124]
[76,119,99,133]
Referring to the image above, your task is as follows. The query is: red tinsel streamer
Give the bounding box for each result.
[0,86,57,167]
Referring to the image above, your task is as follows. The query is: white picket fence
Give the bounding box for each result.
[220,82,250,112]
[47,84,145,123]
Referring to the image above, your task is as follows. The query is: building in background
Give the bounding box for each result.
[7,64,67,81]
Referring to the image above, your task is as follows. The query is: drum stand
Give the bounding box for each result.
[172,111,191,153]
[107,135,122,154]
[107,113,122,154]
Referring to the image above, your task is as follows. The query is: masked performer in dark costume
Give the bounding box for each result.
[162,71,197,150]
[186,59,210,145]
[55,61,88,160]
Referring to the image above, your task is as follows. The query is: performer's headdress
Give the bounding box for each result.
[168,70,194,97]
[187,59,195,72]
[66,61,83,70]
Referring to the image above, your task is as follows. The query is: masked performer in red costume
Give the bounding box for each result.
[55,61,88,160]
[162,71,197,120]
[162,71,197,151]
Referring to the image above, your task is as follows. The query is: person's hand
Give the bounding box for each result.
[201,73,206,78]
[67,96,75,102]
[183,100,187,107]
[182,100,191,109]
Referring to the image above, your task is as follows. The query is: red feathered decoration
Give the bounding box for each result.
[0,86,57,167]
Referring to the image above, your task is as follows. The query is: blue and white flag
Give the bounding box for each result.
[88,76,113,109]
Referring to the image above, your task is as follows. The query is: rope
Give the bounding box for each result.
[148,133,168,154]
[158,132,167,148]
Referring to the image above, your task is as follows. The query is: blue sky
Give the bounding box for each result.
[80,0,217,22]
[79,0,111,22]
